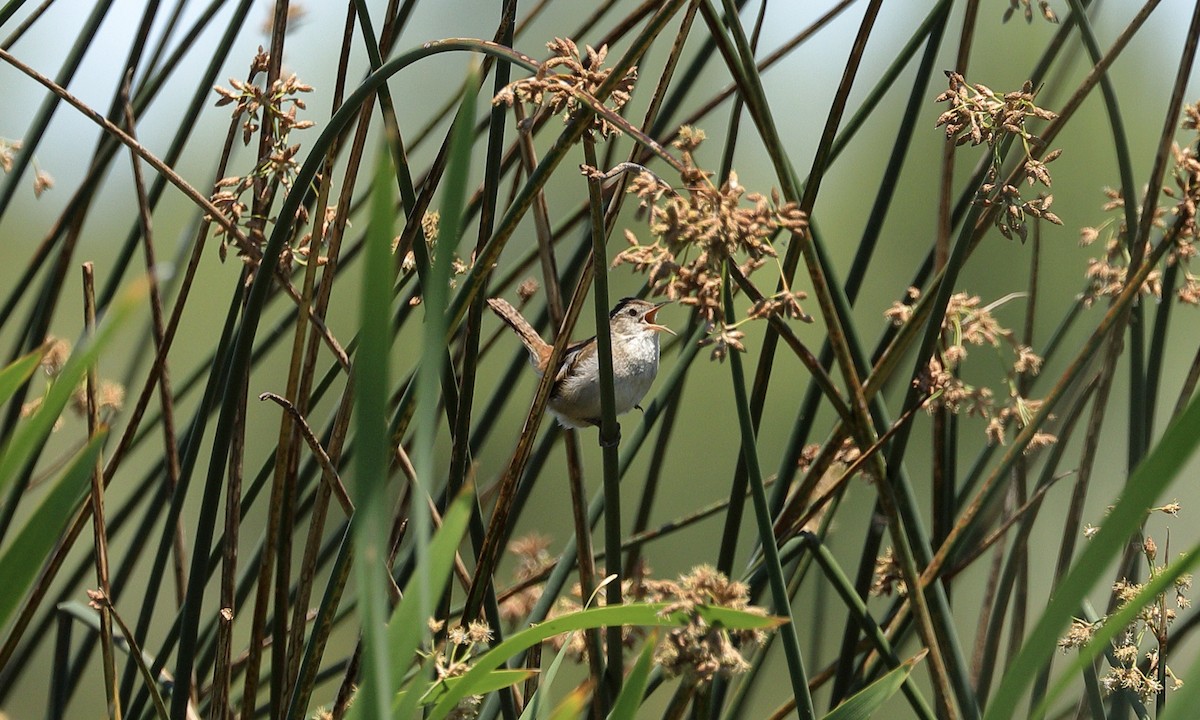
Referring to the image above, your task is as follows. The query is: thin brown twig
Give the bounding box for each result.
[258,392,354,515]
[120,72,189,609]
[82,262,121,720]
[88,590,173,719]
[776,402,925,541]
[563,429,605,714]
[512,101,566,323]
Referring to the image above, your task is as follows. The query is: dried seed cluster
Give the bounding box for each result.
[396,211,471,307]
[548,565,653,661]
[936,72,1063,242]
[648,566,768,683]
[613,127,809,360]
[1165,101,1200,304]
[1003,0,1059,23]
[0,138,17,173]
[1078,189,1166,306]
[887,288,1054,450]
[20,336,125,431]
[494,38,636,138]
[1062,515,1190,703]
[520,561,770,684]
[1079,101,1200,306]
[498,533,554,625]
[259,2,307,35]
[209,48,315,263]
[422,618,494,719]
[871,547,907,598]
[0,137,54,198]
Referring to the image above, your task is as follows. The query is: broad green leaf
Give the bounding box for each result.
[607,633,659,719]
[0,432,106,632]
[430,603,784,717]
[824,650,926,720]
[390,489,476,720]
[398,64,478,720]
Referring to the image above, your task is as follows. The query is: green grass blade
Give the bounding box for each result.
[824,651,926,720]
[1157,613,1200,720]
[392,69,480,720]
[546,687,588,720]
[431,604,782,717]
[607,632,658,719]
[1032,544,1200,718]
[0,278,146,498]
[395,669,535,711]
[391,489,477,720]
[350,145,400,720]
[345,486,474,720]
[0,349,45,410]
[986,389,1200,720]
[519,637,571,720]
[0,431,106,633]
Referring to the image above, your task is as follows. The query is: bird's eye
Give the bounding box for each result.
[627,308,637,317]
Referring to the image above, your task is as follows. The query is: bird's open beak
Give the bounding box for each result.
[644,302,676,335]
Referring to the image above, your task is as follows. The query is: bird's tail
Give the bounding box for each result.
[487,298,552,372]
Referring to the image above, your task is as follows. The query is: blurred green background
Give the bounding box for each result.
[3,0,1200,716]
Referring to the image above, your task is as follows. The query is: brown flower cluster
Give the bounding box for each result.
[702,322,746,363]
[0,138,18,173]
[1099,553,1189,701]
[537,564,769,684]
[1079,189,1167,307]
[613,128,809,359]
[397,211,471,307]
[936,72,1063,242]
[985,396,1057,452]
[498,533,554,625]
[259,2,307,35]
[32,162,53,198]
[1078,99,1200,306]
[291,205,342,267]
[1057,618,1098,653]
[0,137,54,198]
[423,618,494,720]
[1164,102,1200,304]
[212,48,313,145]
[209,48,314,262]
[1003,0,1059,23]
[649,565,768,683]
[871,547,908,598]
[549,564,653,661]
[493,38,635,138]
[888,288,1054,450]
[20,336,125,431]
[1066,516,1190,702]
[795,439,862,478]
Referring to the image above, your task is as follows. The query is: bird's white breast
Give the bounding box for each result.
[548,331,660,428]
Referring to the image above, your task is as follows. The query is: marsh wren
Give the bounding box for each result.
[487,297,674,429]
